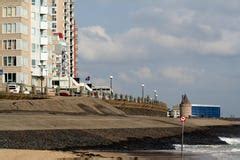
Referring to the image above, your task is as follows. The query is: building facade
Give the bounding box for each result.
[51,0,78,78]
[180,94,192,118]
[0,0,78,92]
[192,104,221,118]
[31,0,53,88]
[0,0,32,90]
[169,103,221,118]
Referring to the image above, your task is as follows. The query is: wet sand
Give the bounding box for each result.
[0,149,77,160]
[72,150,214,160]
[0,149,214,160]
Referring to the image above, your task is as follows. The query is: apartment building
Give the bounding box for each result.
[31,0,53,88]
[51,0,78,78]
[0,0,32,90]
[0,0,78,92]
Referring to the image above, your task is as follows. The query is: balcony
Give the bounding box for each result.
[40,52,48,61]
[40,21,48,29]
[32,67,41,77]
[40,37,48,45]
[40,6,48,14]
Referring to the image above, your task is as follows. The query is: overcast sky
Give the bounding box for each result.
[75,0,240,117]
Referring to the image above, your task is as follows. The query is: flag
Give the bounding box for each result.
[85,76,90,81]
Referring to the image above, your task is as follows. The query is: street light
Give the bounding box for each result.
[141,84,145,103]
[38,63,46,95]
[31,71,33,87]
[110,76,113,98]
[154,90,157,102]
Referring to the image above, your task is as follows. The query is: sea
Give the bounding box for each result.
[70,137,240,160]
[173,137,240,160]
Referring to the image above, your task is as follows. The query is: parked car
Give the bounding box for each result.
[8,83,30,94]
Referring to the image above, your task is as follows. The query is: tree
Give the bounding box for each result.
[114,93,118,100]
[146,95,150,103]
[120,94,123,100]
[129,95,133,102]
[125,94,128,101]
[137,97,141,103]
[133,98,136,103]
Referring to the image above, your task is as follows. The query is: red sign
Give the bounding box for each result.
[180,116,186,122]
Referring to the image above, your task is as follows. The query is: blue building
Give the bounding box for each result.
[192,104,221,118]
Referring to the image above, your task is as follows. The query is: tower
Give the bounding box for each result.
[180,94,192,118]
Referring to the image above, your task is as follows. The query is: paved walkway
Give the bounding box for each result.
[0,113,238,131]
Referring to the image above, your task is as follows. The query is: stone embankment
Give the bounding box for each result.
[0,125,239,151]
[107,100,167,117]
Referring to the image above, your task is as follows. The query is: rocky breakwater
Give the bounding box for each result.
[0,125,239,151]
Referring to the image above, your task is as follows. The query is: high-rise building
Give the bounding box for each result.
[0,0,32,90]
[51,0,78,78]
[31,0,53,88]
[0,0,78,92]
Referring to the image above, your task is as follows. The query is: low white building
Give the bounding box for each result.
[168,105,180,118]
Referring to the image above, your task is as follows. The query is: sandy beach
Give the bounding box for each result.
[0,149,77,160]
[0,149,214,160]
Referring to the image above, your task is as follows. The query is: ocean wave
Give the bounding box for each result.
[219,137,240,145]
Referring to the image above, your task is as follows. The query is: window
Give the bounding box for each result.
[3,56,17,66]
[12,7,16,16]
[7,24,12,33]
[2,23,27,34]
[3,40,16,50]
[3,7,16,17]
[40,46,47,53]
[32,59,36,66]
[40,0,47,6]
[32,0,35,5]
[4,73,16,83]
[31,12,36,19]
[31,28,36,35]
[52,15,56,21]
[52,0,56,6]
[52,8,56,14]
[3,7,7,17]
[7,7,12,16]
[12,23,16,33]
[3,40,7,50]
[2,24,7,33]
[52,23,57,29]
[40,15,47,21]
[32,44,36,52]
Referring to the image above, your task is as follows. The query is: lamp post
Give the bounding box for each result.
[68,71,71,92]
[38,63,45,95]
[141,84,144,103]
[31,71,33,87]
[154,90,157,103]
[110,76,113,99]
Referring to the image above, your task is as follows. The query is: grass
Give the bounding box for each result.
[0,92,48,100]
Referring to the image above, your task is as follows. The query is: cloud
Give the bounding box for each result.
[119,67,153,83]
[160,67,202,85]
[135,67,153,79]
[118,73,134,83]
[117,66,204,87]
[92,77,109,86]
[79,26,240,64]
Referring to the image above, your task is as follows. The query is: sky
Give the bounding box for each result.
[75,0,240,117]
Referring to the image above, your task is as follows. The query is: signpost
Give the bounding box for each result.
[180,116,186,152]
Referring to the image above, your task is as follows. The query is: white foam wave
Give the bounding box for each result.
[219,137,240,145]
[231,148,240,152]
